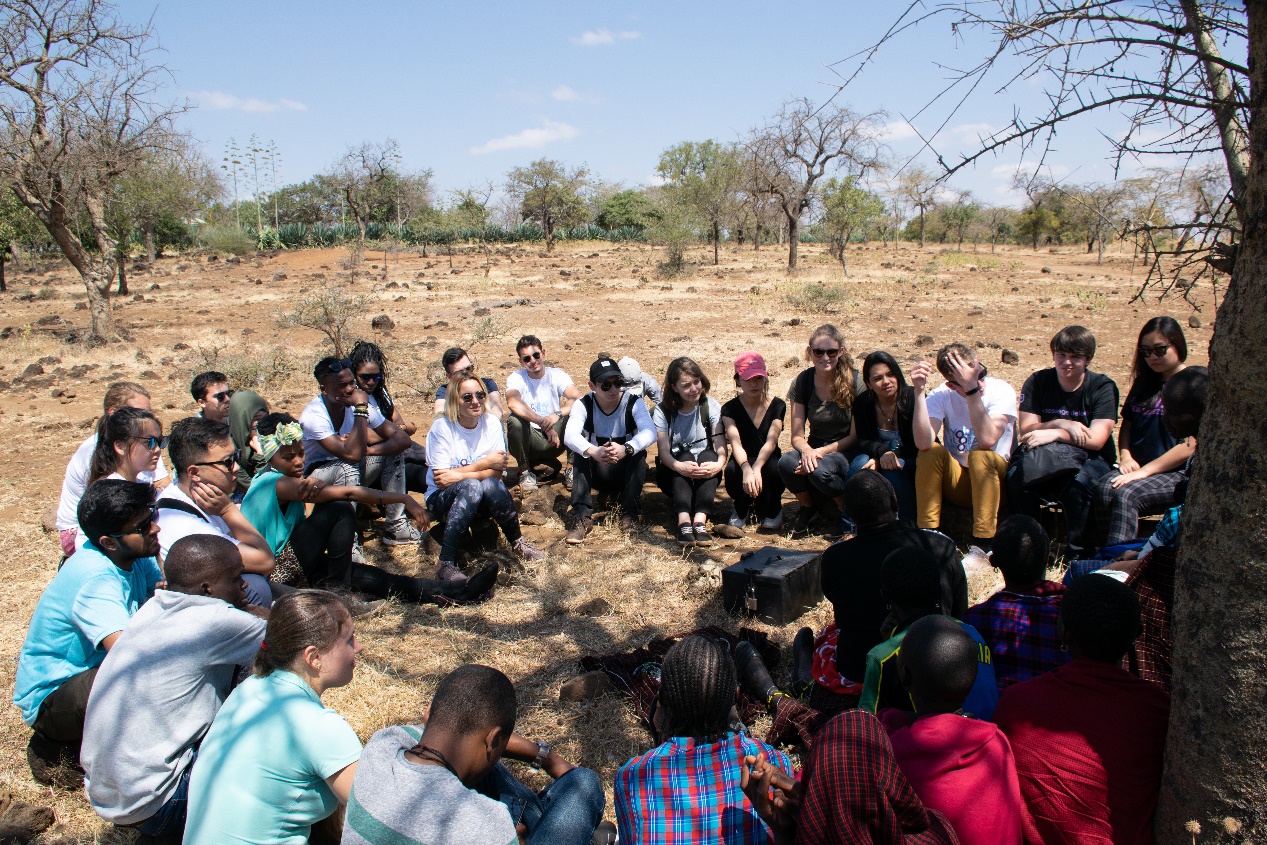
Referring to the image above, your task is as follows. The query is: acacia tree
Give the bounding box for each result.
[114,138,220,264]
[657,140,742,265]
[898,165,940,248]
[747,98,884,270]
[505,158,589,252]
[0,0,181,339]
[819,175,884,273]
[332,139,401,245]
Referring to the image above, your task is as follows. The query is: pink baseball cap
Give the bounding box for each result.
[734,351,768,380]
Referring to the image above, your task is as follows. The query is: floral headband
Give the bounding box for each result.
[257,421,303,465]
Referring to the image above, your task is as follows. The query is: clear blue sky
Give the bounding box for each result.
[121,0,1158,208]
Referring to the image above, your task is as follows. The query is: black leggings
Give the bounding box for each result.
[723,454,785,520]
[655,449,722,517]
[290,500,453,602]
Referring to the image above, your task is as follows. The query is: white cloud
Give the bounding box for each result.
[189,90,308,113]
[469,120,580,155]
[572,28,640,46]
[551,85,582,101]
[878,120,918,140]
[946,122,995,141]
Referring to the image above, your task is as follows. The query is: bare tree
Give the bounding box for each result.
[747,98,884,270]
[0,0,182,339]
[898,164,940,249]
[332,139,401,245]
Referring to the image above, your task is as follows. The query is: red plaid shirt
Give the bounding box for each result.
[963,580,1069,692]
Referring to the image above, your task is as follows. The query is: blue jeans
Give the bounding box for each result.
[133,762,192,838]
[847,454,917,524]
[427,477,522,564]
[478,762,605,845]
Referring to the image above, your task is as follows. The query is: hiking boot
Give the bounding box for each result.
[676,524,696,546]
[791,626,815,696]
[787,508,813,539]
[562,465,574,491]
[519,470,539,493]
[513,536,547,562]
[435,561,467,583]
[619,514,639,533]
[727,510,746,529]
[734,641,779,706]
[566,515,593,545]
[962,545,993,577]
[760,511,784,531]
[382,520,422,545]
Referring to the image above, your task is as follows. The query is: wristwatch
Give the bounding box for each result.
[964,386,981,396]
[624,443,635,458]
[530,741,552,770]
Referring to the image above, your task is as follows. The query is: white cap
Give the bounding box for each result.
[618,357,644,396]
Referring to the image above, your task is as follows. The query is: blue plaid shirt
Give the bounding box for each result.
[964,580,1070,693]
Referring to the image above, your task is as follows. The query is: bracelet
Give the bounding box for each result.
[353,409,369,418]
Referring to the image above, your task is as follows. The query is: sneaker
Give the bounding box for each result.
[676,524,696,546]
[693,522,714,547]
[619,514,639,533]
[382,520,422,545]
[962,545,993,577]
[513,536,547,562]
[760,511,784,531]
[519,470,538,492]
[787,508,813,539]
[727,510,746,529]
[562,465,574,491]
[351,542,366,565]
[435,561,467,582]
[566,515,593,545]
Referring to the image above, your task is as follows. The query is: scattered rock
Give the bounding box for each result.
[37,356,61,367]
[131,293,144,302]
[1001,349,1020,365]
[272,272,288,281]
[370,314,395,331]
[713,524,745,539]
[226,255,241,265]
[172,342,190,350]
[148,283,161,291]
[576,597,612,617]
[916,334,935,346]
[384,281,399,289]
[500,361,516,370]
[139,370,159,380]
[1188,314,1202,329]
[787,317,802,326]
[518,507,551,526]
[49,388,65,398]
[559,671,614,703]
[1040,266,1053,274]
[42,505,57,534]
[35,315,62,327]
[783,356,799,369]
[0,787,56,841]
[74,301,87,310]
[473,307,491,316]
[20,363,43,379]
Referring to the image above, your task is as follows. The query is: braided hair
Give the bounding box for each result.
[659,636,737,740]
[349,340,394,419]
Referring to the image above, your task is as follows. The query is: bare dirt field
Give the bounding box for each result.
[0,239,1214,841]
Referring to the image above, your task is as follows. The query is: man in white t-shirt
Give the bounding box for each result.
[55,382,170,557]
[504,335,582,493]
[299,356,419,545]
[156,417,276,606]
[912,343,1018,568]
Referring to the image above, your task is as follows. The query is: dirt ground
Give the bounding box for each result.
[0,238,1214,841]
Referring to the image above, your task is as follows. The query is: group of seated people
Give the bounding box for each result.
[15,312,1201,843]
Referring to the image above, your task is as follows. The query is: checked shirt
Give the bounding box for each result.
[964,579,1069,693]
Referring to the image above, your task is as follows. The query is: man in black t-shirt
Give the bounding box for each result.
[1007,325,1119,552]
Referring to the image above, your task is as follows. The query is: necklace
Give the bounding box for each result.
[410,744,459,777]
[877,400,897,429]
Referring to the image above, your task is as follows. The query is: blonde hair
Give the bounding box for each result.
[443,371,488,422]
[805,324,857,408]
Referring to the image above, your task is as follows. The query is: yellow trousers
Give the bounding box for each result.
[915,444,1007,539]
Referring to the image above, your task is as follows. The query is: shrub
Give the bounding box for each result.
[784,281,850,313]
[276,282,369,357]
[199,345,298,392]
[196,225,253,256]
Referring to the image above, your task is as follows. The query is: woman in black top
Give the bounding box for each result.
[845,351,918,522]
[721,352,786,531]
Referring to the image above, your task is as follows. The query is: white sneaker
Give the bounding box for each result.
[383,520,422,545]
[351,542,366,565]
[519,470,538,492]
[760,511,784,531]
[727,510,746,529]
[962,545,993,576]
[562,465,574,491]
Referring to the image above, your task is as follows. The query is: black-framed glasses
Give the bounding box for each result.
[1139,344,1172,359]
[811,347,841,358]
[460,391,487,403]
[520,351,543,363]
[109,507,159,539]
[600,379,623,392]
[194,456,237,473]
[358,372,384,383]
[946,365,988,389]
[132,435,167,451]
[324,358,354,374]
[210,390,234,403]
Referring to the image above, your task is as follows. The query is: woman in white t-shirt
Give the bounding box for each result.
[652,357,727,548]
[87,407,165,487]
[425,372,546,582]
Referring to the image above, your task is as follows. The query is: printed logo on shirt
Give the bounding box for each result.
[1038,407,1089,421]
[951,425,978,453]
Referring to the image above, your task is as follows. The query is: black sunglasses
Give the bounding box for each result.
[194,456,237,473]
[811,347,841,358]
[358,372,384,382]
[131,435,167,450]
[109,507,159,539]
[324,358,354,374]
[600,379,623,392]
[210,389,234,403]
[520,351,543,363]
[460,391,488,402]
[1138,344,1171,359]
[946,365,988,388]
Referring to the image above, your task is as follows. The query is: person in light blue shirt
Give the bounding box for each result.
[183,589,363,845]
[13,479,162,785]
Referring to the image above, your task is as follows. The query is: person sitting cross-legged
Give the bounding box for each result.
[81,534,268,839]
[13,480,163,786]
[563,356,656,543]
[615,635,793,845]
[505,334,582,492]
[963,515,1069,693]
[242,413,497,604]
[426,370,546,582]
[994,573,1170,845]
[343,664,607,845]
[880,615,1024,845]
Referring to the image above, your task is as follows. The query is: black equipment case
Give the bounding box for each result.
[721,546,823,625]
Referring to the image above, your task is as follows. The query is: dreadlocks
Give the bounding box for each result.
[659,636,737,740]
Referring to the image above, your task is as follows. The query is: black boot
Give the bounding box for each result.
[734,641,779,706]
[791,627,814,697]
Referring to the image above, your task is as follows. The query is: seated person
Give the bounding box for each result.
[618,356,663,406]
[860,547,998,719]
[85,406,164,488]
[183,590,364,845]
[846,351,920,524]
[652,356,727,548]
[242,413,496,604]
[615,635,792,845]
[721,351,786,531]
[56,381,169,556]
[228,389,270,500]
[994,574,1170,845]
[81,535,267,838]
[343,664,605,845]
[426,370,546,582]
[299,356,419,546]
[740,709,958,845]
[350,341,423,529]
[13,480,162,785]
[1007,325,1120,554]
[434,345,504,419]
[1095,316,1194,545]
[776,324,864,538]
[505,334,581,492]
[912,344,1017,568]
[191,370,232,424]
[963,515,1069,692]
[880,615,1024,845]
[563,356,656,543]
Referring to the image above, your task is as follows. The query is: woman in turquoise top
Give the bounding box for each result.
[240,413,496,604]
[183,590,362,845]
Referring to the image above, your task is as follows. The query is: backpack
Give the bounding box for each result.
[155,497,210,523]
[580,393,639,446]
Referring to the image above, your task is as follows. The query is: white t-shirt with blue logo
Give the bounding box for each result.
[424,414,507,500]
[506,367,574,430]
[924,377,1017,466]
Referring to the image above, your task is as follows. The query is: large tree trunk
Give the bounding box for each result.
[786,213,799,270]
[144,222,155,264]
[1156,6,1267,840]
[918,206,926,248]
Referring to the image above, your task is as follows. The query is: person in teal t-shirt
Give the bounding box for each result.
[13,479,162,785]
[183,590,364,845]
[240,413,496,604]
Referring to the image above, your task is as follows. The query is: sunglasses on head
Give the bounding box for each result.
[460,391,487,402]
[109,506,159,539]
[600,379,623,392]
[210,390,234,403]
[194,456,237,473]
[324,358,354,375]
[520,351,543,363]
[1139,344,1171,359]
[811,347,841,358]
[132,435,167,450]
